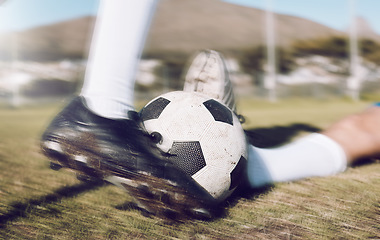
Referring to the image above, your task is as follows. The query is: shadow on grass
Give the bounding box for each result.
[114,201,154,218]
[245,123,321,148]
[350,157,380,168]
[0,181,105,228]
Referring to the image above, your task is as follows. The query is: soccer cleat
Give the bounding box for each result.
[183,49,237,112]
[41,96,219,220]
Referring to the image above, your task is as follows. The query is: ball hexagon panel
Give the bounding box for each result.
[199,114,246,170]
[140,97,171,121]
[158,98,213,141]
[203,99,233,126]
[167,141,206,176]
[193,165,232,198]
[229,156,247,190]
[140,91,248,201]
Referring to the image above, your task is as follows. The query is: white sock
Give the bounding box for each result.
[80,0,159,119]
[246,133,347,188]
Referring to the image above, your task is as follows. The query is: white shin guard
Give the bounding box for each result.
[246,133,347,188]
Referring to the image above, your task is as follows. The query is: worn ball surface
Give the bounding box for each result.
[140,91,248,201]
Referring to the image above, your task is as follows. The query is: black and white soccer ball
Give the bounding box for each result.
[140,91,248,201]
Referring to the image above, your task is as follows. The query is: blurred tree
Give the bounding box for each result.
[360,39,380,65]
[292,36,348,58]
[238,45,295,75]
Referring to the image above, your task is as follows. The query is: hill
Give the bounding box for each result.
[1,0,378,61]
[0,16,95,61]
[144,0,343,55]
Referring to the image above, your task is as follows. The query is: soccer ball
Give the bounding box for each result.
[139,91,248,201]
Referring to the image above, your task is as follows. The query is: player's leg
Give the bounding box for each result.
[41,0,217,220]
[183,50,237,112]
[247,105,380,188]
[246,134,347,187]
[322,104,380,164]
[183,49,350,189]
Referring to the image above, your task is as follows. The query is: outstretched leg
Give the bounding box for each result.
[182,50,380,189]
[41,1,218,220]
[323,104,380,163]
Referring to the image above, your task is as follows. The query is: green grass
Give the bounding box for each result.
[0,97,379,239]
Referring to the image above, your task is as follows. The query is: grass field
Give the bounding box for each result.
[0,97,379,239]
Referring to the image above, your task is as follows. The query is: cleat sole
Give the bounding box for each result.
[50,162,62,171]
[42,136,216,220]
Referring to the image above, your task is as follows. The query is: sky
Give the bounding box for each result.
[0,0,100,33]
[223,0,380,33]
[0,0,380,34]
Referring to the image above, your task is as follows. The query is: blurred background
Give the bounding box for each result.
[1,0,380,107]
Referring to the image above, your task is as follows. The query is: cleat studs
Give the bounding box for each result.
[50,162,62,171]
[173,192,187,202]
[137,171,150,176]
[159,192,171,204]
[237,114,245,123]
[43,141,63,153]
[137,185,154,199]
[190,208,212,219]
[76,173,102,183]
[42,141,67,163]
[74,155,87,165]
[105,176,139,188]
[150,132,162,144]
[76,174,88,182]
[162,209,179,220]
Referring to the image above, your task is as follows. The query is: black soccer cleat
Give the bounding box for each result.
[41,96,219,220]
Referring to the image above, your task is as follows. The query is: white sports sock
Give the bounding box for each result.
[80,0,159,119]
[246,133,347,188]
